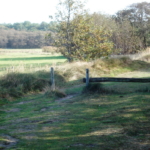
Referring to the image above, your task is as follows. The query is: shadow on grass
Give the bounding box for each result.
[0,56,66,61]
[82,82,150,95]
[7,93,149,150]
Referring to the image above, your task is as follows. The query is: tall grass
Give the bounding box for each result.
[111,47,150,61]
[42,46,58,54]
[0,72,47,99]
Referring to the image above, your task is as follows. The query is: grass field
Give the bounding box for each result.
[0,49,67,75]
[0,49,150,149]
[0,88,150,150]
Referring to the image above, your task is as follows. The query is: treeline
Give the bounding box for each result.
[0,21,55,48]
[0,29,53,48]
[0,21,56,31]
[112,2,150,54]
[88,2,150,54]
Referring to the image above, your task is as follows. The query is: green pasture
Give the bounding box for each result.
[0,50,67,74]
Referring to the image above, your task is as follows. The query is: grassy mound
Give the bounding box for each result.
[0,71,66,102]
[0,73,48,99]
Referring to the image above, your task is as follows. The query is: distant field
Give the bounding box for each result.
[0,49,67,75]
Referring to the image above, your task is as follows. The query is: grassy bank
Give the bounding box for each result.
[1,55,150,103]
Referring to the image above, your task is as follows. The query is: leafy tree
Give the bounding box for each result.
[51,0,113,61]
[112,19,142,54]
[13,23,24,31]
[38,22,49,31]
[115,2,150,49]
[0,21,56,32]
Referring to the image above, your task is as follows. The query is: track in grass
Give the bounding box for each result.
[0,90,150,150]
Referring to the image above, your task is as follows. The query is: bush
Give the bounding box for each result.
[0,70,67,101]
[0,72,49,99]
[42,46,58,54]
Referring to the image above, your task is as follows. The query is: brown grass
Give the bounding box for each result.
[111,47,150,61]
[42,46,58,53]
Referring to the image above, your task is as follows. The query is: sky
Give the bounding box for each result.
[0,0,150,24]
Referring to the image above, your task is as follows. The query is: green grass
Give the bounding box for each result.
[1,52,150,102]
[0,50,67,75]
[0,49,150,149]
[0,49,67,102]
[0,90,150,150]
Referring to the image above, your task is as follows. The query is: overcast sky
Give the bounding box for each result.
[0,0,150,24]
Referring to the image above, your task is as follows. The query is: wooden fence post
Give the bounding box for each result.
[50,67,55,91]
[86,69,89,87]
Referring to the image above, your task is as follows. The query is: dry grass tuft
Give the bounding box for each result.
[42,46,58,54]
[111,47,150,62]
[43,86,66,98]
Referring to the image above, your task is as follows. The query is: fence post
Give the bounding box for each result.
[50,67,55,91]
[86,69,89,87]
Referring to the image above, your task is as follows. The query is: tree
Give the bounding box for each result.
[0,29,53,48]
[50,0,113,61]
[112,19,142,54]
[115,2,150,49]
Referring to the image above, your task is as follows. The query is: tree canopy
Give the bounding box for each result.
[114,2,150,53]
[50,0,113,61]
[0,21,56,32]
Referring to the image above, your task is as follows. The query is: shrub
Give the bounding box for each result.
[0,72,49,99]
[42,46,58,54]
